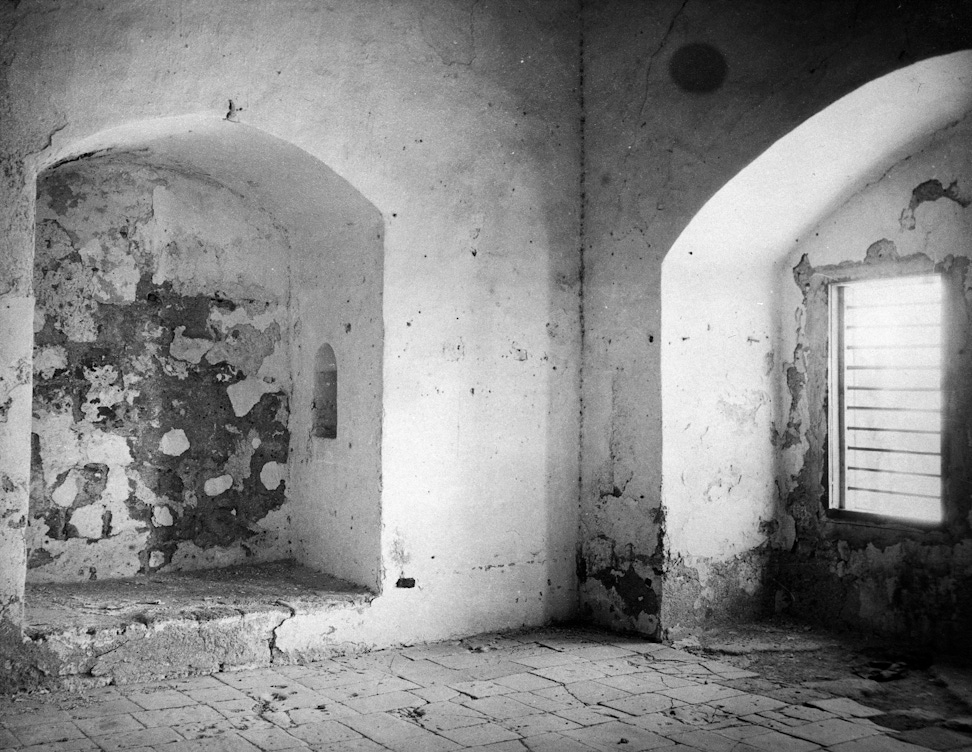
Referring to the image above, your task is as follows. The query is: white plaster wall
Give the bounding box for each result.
[0,0,581,640]
[0,298,33,625]
[661,264,779,562]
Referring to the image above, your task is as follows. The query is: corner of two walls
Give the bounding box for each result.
[286,198,384,592]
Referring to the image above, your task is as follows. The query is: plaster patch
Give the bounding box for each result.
[207,322,281,376]
[78,237,140,302]
[102,467,131,505]
[165,539,278,571]
[29,155,296,582]
[148,184,286,300]
[33,259,100,342]
[81,365,131,422]
[208,304,281,336]
[26,528,149,583]
[32,346,67,379]
[51,471,79,508]
[224,431,257,489]
[204,474,233,497]
[35,219,75,263]
[159,428,190,457]
[169,326,213,364]
[69,503,106,540]
[104,495,139,535]
[80,430,133,467]
[35,411,82,483]
[260,461,287,491]
[160,357,190,380]
[227,376,280,417]
[716,390,769,428]
[133,474,162,506]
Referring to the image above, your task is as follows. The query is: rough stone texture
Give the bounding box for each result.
[28,157,292,582]
[774,113,972,652]
[0,561,371,690]
[28,610,292,685]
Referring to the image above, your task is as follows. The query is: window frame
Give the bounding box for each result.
[826,272,947,530]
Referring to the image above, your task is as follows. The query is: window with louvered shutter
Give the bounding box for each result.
[828,274,943,524]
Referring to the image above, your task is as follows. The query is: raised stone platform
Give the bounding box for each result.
[8,561,373,691]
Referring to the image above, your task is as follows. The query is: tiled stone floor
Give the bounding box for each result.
[2,626,971,751]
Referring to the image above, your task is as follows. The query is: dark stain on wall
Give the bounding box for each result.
[578,529,663,634]
[668,43,728,94]
[900,179,971,230]
[28,159,291,580]
[592,563,659,619]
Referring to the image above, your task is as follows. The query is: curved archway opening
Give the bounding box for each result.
[27,117,383,596]
[659,51,972,631]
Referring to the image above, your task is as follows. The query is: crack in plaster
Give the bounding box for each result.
[636,0,689,119]
[269,600,296,662]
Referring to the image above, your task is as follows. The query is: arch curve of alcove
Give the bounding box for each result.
[33,116,384,590]
[659,52,972,604]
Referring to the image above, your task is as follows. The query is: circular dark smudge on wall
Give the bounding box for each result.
[668,43,727,93]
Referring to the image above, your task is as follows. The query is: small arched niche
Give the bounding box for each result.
[27,117,384,592]
[313,344,338,440]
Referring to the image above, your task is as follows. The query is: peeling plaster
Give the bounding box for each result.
[27,155,292,582]
[775,118,972,652]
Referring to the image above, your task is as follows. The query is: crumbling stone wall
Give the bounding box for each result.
[28,156,292,582]
[775,115,972,652]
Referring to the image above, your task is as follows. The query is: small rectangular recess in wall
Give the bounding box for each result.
[828,275,943,524]
[314,344,337,439]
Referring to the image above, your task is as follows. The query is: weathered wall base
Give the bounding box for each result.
[661,551,775,639]
[773,541,972,653]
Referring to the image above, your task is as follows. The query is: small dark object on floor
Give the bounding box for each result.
[856,660,909,682]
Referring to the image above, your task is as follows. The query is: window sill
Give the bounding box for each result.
[822,509,952,547]
[825,508,943,531]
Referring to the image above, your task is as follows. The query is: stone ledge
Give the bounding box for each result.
[2,560,373,692]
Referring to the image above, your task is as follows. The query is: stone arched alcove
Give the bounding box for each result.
[659,51,972,632]
[23,117,383,596]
